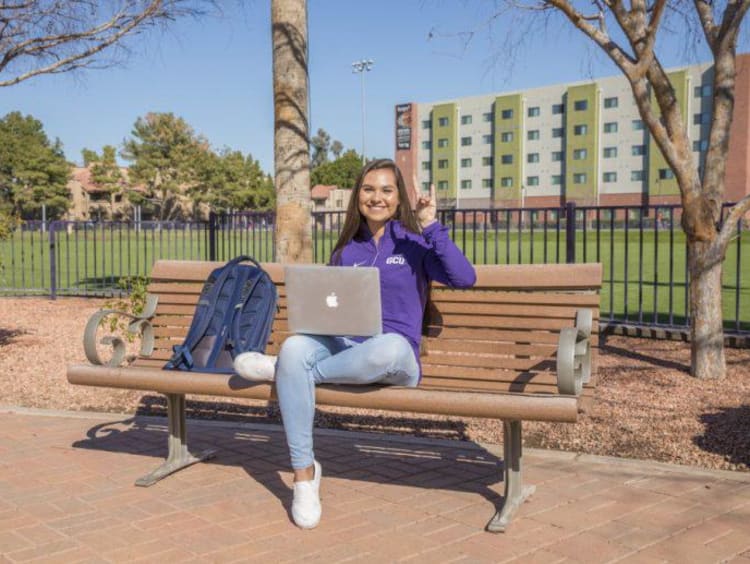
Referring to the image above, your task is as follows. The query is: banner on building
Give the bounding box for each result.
[395,104,413,150]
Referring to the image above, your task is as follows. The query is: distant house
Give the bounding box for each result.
[67,166,144,221]
[311,185,351,212]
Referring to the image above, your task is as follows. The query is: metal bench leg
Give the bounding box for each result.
[135,393,217,487]
[486,420,536,533]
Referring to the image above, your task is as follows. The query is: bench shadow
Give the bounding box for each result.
[693,405,750,469]
[71,399,506,515]
[599,342,691,373]
[0,328,26,347]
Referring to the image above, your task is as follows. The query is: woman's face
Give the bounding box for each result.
[358,168,400,228]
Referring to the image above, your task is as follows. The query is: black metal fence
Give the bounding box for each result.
[1,204,747,335]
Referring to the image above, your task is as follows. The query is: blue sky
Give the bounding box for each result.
[2,1,708,174]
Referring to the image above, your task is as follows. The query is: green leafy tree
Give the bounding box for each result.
[311,149,362,188]
[193,149,275,213]
[0,112,71,220]
[311,128,331,168]
[330,140,344,159]
[83,145,126,220]
[120,112,208,220]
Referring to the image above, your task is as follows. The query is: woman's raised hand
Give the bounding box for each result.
[415,183,437,229]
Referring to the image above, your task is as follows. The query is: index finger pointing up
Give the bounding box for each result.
[429,183,436,202]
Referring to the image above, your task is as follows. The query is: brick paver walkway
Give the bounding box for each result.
[0,407,748,563]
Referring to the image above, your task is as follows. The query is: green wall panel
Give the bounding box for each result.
[649,70,689,196]
[430,103,458,202]
[492,94,523,205]
[564,83,599,202]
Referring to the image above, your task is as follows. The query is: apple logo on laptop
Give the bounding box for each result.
[326,292,339,308]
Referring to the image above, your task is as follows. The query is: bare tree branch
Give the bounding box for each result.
[0,1,217,88]
[715,194,750,253]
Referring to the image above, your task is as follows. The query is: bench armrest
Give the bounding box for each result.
[83,294,158,366]
[555,309,593,396]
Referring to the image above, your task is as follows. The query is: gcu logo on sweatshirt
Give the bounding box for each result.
[386,255,405,265]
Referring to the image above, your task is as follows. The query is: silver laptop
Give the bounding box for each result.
[284,265,382,336]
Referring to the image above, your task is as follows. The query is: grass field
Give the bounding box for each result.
[2,224,748,331]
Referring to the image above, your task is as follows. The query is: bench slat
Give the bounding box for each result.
[424,340,557,356]
[67,363,580,422]
[430,302,600,319]
[431,289,601,306]
[427,315,597,331]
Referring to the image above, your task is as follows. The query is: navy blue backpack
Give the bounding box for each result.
[164,256,278,373]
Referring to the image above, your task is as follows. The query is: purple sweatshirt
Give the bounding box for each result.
[334,220,476,371]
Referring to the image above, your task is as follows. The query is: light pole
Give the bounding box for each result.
[352,58,374,163]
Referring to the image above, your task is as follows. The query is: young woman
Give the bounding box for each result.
[234,158,476,529]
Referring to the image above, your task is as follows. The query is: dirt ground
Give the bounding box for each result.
[0,297,748,472]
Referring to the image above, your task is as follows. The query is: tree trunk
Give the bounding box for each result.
[271,0,312,263]
[688,240,726,379]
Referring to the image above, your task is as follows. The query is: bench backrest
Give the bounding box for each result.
[139,261,601,398]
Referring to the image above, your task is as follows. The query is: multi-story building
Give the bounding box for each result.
[395,54,750,209]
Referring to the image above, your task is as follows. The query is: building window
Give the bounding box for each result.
[573,124,588,135]
[460,179,472,189]
[461,136,472,146]
[551,175,562,185]
[551,151,564,162]
[421,161,431,170]
[528,106,540,117]
[482,156,493,166]
[603,147,618,158]
[501,154,513,164]
[659,168,675,180]
[604,97,618,109]
[631,170,644,181]
[603,171,617,183]
[573,148,587,160]
[527,176,540,186]
[422,120,431,129]
[421,141,431,149]
[694,84,712,97]
[460,158,472,167]
[693,139,709,152]
[437,138,449,148]
[632,119,645,131]
[552,103,565,115]
[603,122,618,133]
[527,153,540,163]
[501,131,513,142]
[500,176,513,187]
[482,134,493,144]
[483,112,493,122]
[438,117,449,127]
[631,144,646,156]
[574,100,588,111]
[482,178,493,188]
[573,173,587,184]
[694,112,711,125]
[527,129,540,140]
[461,115,472,125]
[552,127,564,138]
[437,180,449,190]
[501,109,514,119]
[438,159,449,169]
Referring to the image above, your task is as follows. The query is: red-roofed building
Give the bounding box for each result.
[311,185,351,212]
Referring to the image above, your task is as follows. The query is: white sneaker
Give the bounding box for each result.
[233,352,277,382]
[291,460,322,529]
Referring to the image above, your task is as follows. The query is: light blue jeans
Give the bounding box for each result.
[275,333,420,470]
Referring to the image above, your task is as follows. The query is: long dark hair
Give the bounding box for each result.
[330,159,421,264]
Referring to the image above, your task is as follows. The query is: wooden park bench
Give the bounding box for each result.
[67,259,601,532]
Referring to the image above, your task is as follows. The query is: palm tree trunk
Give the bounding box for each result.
[271,0,312,263]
